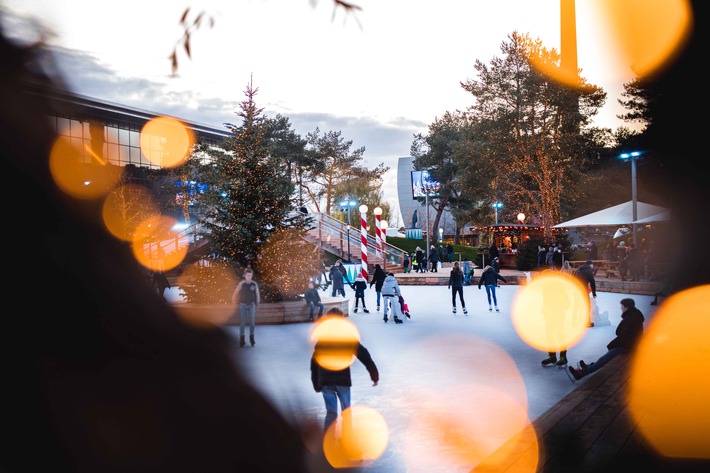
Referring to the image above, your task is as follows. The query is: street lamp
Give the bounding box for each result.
[492,202,503,224]
[619,151,641,245]
[340,198,357,262]
[438,228,443,242]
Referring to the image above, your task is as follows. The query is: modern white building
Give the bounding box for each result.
[396,157,456,240]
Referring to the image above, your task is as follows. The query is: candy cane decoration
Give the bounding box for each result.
[374,207,382,258]
[359,205,368,280]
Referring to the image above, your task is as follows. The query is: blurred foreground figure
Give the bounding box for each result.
[0,18,312,473]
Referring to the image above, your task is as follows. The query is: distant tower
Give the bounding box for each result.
[560,0,578,78]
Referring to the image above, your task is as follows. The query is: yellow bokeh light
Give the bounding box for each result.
[511,272,590,352]
[140,116,195,168]
[404,385,535,473]
[49,136,122,200]
[173,265,238,327]
[310,315,360,371]
[322,405,389,468]
[131,215,188,271]
[628,285,710,460]
[102,183,160,241]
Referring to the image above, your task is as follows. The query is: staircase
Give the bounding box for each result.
[304,213,407,274]
[147,214,407,276]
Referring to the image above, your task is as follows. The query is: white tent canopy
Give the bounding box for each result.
[553,201,670,228]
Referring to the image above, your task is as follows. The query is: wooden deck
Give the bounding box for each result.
[474,354,710,472]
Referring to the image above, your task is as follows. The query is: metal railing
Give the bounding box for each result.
[309,213,406,269]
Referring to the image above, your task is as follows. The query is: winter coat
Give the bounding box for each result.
[370,266,387,291]
[448,268,465,289]
[353,277,367,297]
[415,249,424,266]
[311,343,379,390]
[607,307,645,351]
[478,266,507,287]
[304,287,321,305]
[329,265,344,290]
[380,275,401,297]
[575,263,597,297]
[429,248,440,264]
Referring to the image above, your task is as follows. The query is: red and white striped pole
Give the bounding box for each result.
[373,207,383,258]
[359,204,368,281]
[380,219,388,272]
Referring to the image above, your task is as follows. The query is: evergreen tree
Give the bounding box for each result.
[198,79,303,275]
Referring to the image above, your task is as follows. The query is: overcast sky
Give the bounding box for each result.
[3,0,659,222]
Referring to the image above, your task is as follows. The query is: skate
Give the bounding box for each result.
[452,306,457,314]
[250,334,255,347]
[541,355,557,367]
[556,356,568,368]
[364,308,370,313]
[489,305,492,312]
[353,308,358,313]
[240,335,245,348]
[405,311,411,319]
[495,306,500,312]
[394,316,403,324]
[377,306,380,312]
[463,308,468,315]
[383,315,388,323]
[567,366,583,382]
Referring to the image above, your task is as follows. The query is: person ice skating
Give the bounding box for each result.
[478,264,507,312]
[398,294,411,319]
[539,282,572,368]
[370,264,387,311]
[381,272,404,323]
[568,298,645,382]
[448,261,468,315]
[310,308,379,433]
[429,245,440,272]
[329,260,346,297]
[303,281,324,321]
[232,268,260,347]
[575,259,598,327]
[352,274,370,313]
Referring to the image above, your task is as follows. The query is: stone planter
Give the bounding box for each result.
[171,296,349,328]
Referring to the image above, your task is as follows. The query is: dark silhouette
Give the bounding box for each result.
[1,24,310,473]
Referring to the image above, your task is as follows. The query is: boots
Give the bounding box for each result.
[556,351,568,368]
[240,335,245,348]
[250,334,255,347]
[541,353,557,367]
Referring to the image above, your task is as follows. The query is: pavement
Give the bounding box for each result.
[165,271,660,473]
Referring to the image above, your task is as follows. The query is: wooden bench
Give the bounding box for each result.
[473,354,667,472]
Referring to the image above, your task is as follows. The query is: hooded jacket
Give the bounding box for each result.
[607,307,645,350]
[381,274,401,297]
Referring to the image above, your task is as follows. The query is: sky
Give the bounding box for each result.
[2,0,644,224]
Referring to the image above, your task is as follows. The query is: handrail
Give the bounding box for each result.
[311,213,406,267]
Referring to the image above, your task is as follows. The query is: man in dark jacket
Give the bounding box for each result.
[568,298,645,381]
[329,261,346,297]
[575,260,598,327]
[311,308,379,432]
[303,281,324,321]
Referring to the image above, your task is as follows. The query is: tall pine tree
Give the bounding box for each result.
[199,79,304,277]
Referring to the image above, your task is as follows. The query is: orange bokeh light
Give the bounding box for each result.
[131,215,188,271]
[322,405,389,468]
[102,183,160,241]
[511,272,590,352]
[310,315,361,371]
[140,116,195,168]
[628,285,710,460]
[49,136,122,200]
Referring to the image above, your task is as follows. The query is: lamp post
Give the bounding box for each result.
[373,207,383,258]
[619,151,641,246]
[492,202,503,225]
[439,228,443,242]
[341,198,357,262]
